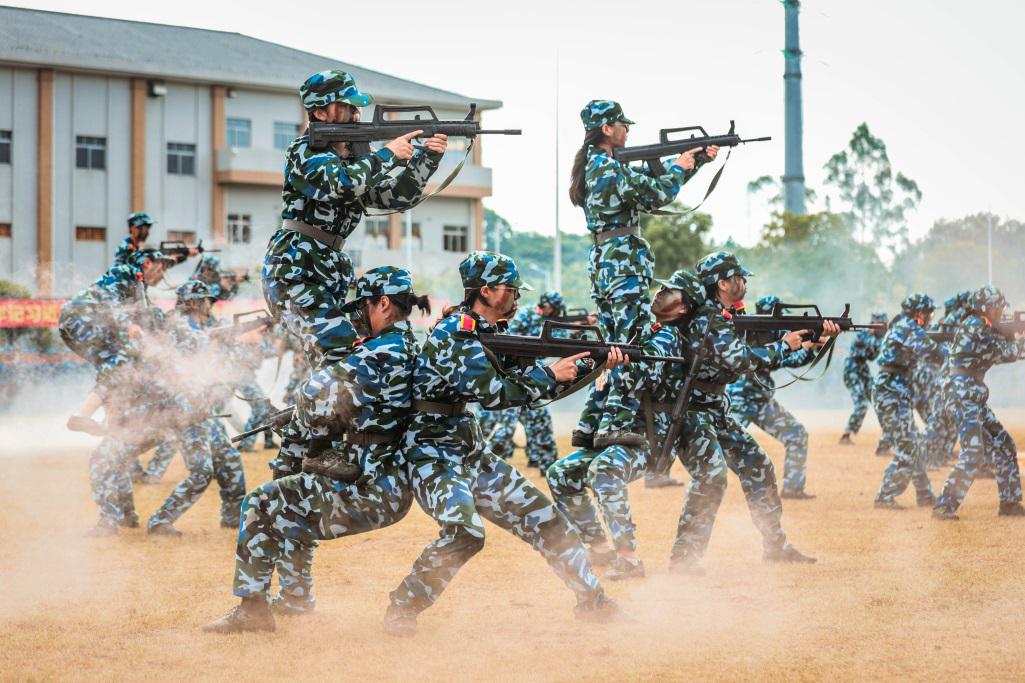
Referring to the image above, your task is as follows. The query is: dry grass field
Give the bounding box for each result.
[3,411,1025,681]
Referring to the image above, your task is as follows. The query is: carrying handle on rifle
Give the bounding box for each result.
[232,309,273,325]
[372,104,441,124]
[771,302,823,318]
[658,125,709,144]
[541,320,605,343]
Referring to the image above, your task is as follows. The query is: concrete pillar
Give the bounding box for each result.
[210,85,226,244]
[130,78,146,212]
[36,68,53,295]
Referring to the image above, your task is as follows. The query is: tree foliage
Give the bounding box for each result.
[639,203,714,278]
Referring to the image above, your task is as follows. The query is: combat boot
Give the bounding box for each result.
[587,545,618,568]
[302,449,361,483]
[645,474,684,489]
[83,522,118,538]
[932,507,959,521]
[606,557,645,581]
[120,514,140,528]
[574,593,628,623]
[839,432,853,445]
[571,430,594,449]
[781,489,816,500]
[763,544,817,564]
[874,446,891,458]
[593,431,645,449]
[916,490,937,507]
[383,602,417,637]
[998,502,1025,517]
[873,498,906,510]
[147,522,182,537]
[220,518,240,530]
[668,554,706,576]
[66,415,106,437]
[203,596,276,633]
[270,595,316,617]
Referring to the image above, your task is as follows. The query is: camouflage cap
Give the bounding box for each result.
[300,70,373,112]
[175,279,215,304]
[654,269,705,308]
[459,251,533,291]
[538,291,564,309]
[870,310,889,324]
[127,211,155,229]
[694,251,754,286]
[341,266,415,312]
[975,284,1008,310]
[133,248,174,266]
[901,292,936,316]
[580,99,635,131]
[755,295,780,315]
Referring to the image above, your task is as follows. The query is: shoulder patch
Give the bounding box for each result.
[721,310,733,320]
[135,271,143,281]
[458,314,477,333]
[650,322,662,332]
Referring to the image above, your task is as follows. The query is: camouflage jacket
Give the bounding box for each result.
[66,264,148,329]
[279,134,441,236]
[635,322,686,433]
[727,341,815,406]
[948,313,1025,377]
[684,301,788,413]
[507,307,544,336]
[846,329,882,364]
[112,236,142,267]
[405,308,561,462]
[874,315,944,391]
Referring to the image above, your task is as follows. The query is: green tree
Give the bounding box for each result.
[639,202,714,278]
[483,207,513,253]
[0,279,58,351]
[746,175,818,211]
[823,123,922,257]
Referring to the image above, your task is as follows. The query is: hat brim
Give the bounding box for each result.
[619,115,636,125]
[512,278,534,292]
[340,298,363,313]
[340,92,373,108]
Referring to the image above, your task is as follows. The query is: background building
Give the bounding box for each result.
[0,6,500,295]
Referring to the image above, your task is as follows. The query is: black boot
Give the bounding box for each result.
[932,507,959,521]
[839,432,853,445]
[998,502,1025,517]
[668,554,706,576]
[781,489,816,500]
[593,431,645,449]
[916,490,937,507]
[764,544,817,564]
[605,557,645,581]
[302,448,361,483]
[203,596,276,633]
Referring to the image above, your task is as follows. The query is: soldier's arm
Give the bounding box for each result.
[291,143,398,203]
[909,326,944,364]
[442,333,557,409]
[704,317,788,374]
[612,157,689,212]
[361,148,443,210]
[781,346,816,369]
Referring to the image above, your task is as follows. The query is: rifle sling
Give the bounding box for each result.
[364,142,474,217]
[646,147,732,217]
[777,336,838,389]
[641,391,657,457]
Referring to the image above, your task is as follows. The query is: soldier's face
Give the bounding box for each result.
[485,285,520,317]
[985,304,1005,323]
[130,225,150,244]
[141,259,166,285]
[602,121,629,147]
[315,102,358,124]
[718,275,747,306]
[540,304,555,317]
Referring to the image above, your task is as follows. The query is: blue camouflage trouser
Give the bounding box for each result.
[843,360,891,450]
[147,419,246,528]
[480,405,559,471]
[547,444,647,552]
[237,381,274,450]
[389,450,604,612]
[139,441,177,482]
[89,437,140,527]
[873,377,934,503]
[935,377,1022,512]
[477,408,515,459]
[58,305,131,392]
[672,408,789,561]
[733,396,810,494]
[233,449,412,609]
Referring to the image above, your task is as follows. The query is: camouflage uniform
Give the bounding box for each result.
[548,321,678,553]
[262,70,441,476]
[232,268,422,610]
[728,296,816,495]
[934,286,1025,516]
[574,100,705,441]
[672,254,806,565]
[389,252,611,618]
[112,211,155,266]
[923,293,974,468]
[873,294,945,506]
[842,311,892,452]
[476,407,516,459]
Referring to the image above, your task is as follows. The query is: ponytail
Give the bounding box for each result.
[569,128,605,207]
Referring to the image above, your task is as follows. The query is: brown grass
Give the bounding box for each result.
[2,411,1025,682]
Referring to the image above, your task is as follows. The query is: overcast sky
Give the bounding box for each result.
[11,0,1025,245]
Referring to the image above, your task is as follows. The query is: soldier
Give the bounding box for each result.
[872,293,945,509]
[262,69,446,479]
[203,267,428,633]
[923,291,975,470]
[839,310,891,456]
[548,271,699,580]
[933,285,1025,520]
[146,281,246,536]
[384,252,623,636]
[568,99,717,449]
[728,295,822,500]
[670,253,833,574]
[113,211,154,266]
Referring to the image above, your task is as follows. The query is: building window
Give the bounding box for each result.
[364,217,389,239]
[227,213,251,244]
[443,224,468,253]
[273,122,300,150]
[75,226,106,241]
[167,142,196,175]
[75,136,106,170]
[226,118,251,148]
[0,223,11,238]
[0,130,10,164]
[166,230,196,243]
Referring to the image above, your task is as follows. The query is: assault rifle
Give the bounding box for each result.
[230,404,294,444]
[159,239,220,263]
[460,320,689,365]
[307,103,521,151]
[658,329,714,471]
[926,329,956,344]
[208,310,275,341]
[996,311,1025,339]
[612,120,771,175]
[550,308,595,324]
[733,303,884,345]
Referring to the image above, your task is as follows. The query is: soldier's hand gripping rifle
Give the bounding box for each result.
[995,311,1025,339]
[307,103,521,152]
[159,239,220,264]
[612,120,771,175]
[230,404,295,444]
[461,320,691,366]
[733,303,883,345]
[207,310,275,342]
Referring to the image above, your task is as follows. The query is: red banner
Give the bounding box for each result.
[0,300,64,328]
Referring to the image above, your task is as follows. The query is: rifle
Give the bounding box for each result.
[657,330,713,470]
[612,120,771,175]
[996,311,1025,339]
[550,308,595,324]
[460,320,690,365]
[230,404,294,444]
[926,330,956,344]
[733,303,884,345]
[307,103,521,151]
[159,239,220,263]
[208,310,275,341]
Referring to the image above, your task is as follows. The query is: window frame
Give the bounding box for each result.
[0,130,11,164]
[226,118,252,148]
[167,142,197,176]
[442,224,469,253]
[75,135,107,170]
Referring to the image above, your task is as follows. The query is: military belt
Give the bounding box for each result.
[878,365,910,377]
[282,219,346,251]
[950,368,987,381]
[693,380,727,395]
[345,428,403,446]
[591,224,641,245]
[411,399,467,416]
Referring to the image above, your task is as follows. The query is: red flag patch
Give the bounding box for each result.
[458,314,477,332]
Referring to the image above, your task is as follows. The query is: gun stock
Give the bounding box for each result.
[230,405,294,444]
